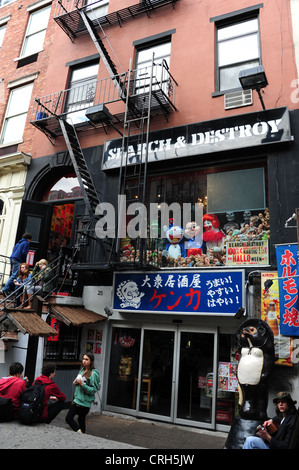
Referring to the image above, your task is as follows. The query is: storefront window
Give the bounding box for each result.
[118,163,269,268]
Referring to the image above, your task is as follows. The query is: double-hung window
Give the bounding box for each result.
[0,24,6,49]
[65,62,99,124]
[20,4,51,58]
[0,82,33,145]
[216,16,261,92]
[134,39,171,95]
[85,0,109,20]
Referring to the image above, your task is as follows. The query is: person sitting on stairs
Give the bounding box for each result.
[25,259,55,309]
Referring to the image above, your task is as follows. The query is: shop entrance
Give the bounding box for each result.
[106,324,224,430]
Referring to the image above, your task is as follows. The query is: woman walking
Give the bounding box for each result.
[65,352,100,434]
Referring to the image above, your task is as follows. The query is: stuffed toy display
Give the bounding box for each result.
[164,224,186,259]
[202,214,225,256]
[184,221,203,256]
[117,209,271,267]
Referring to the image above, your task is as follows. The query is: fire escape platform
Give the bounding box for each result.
[54,0,179,41]
[30,75,178,141]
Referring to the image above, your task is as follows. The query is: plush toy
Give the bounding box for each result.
[202,214,225,256]
[184,221,203,256]
[164,224,186,259]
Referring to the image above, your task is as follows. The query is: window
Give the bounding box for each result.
[20,5,51,57]
[0,24,6,49]
[0,82,33,145]
[216,16,260,91]
[118,163,270,268]
[85,0,109,20]
[0,0,14,7]
[134,39,171,94]
[65,62,99,124]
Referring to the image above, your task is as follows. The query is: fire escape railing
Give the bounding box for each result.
[54,0,179,41]
[30,62,178,140]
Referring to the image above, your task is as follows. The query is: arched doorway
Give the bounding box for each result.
[42,175,82,261]
[16,169,84,294]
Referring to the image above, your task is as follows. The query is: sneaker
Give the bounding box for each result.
[0,290,8,297]
[77,429,82,433]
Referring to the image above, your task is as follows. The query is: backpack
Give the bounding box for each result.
[18,380,47,425]
[0,397,14,422]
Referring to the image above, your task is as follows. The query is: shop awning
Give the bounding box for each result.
[50,306,106,326]
[0,311,58,337]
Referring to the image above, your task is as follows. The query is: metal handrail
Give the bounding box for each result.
[0,256,62,311]
[30,62,177,122]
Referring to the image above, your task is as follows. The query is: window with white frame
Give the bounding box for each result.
[216,16,260,92]
[0,24,6,49]
[0,82,33,145]
[20,4,51,57]
[65,62,99,124]
[85,0,109,20]
[134,39,171,94]
[0,0,14,8]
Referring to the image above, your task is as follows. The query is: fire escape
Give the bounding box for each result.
[31,0,179,269]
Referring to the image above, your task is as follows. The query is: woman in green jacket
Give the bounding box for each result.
[65,352,100,433]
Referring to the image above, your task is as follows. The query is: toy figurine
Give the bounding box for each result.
[164,224,186,259]
[184,221,203,256]
[202,214,225,256]
[223,211,239,234]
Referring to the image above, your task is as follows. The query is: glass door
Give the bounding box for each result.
[105,324,217,429]
[175,330,216,428]
[136,329,175,418]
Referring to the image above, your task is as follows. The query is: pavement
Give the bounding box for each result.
[0,409,228,451]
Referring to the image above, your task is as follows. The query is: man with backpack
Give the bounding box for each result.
[19,363,66,425]
[0,362,28,419]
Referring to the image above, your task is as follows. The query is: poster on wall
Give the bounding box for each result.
[218,362,238,392]
[275,243,299,337]
[86,329,103,354]
[261,272,292,366]
[226,240,269,265]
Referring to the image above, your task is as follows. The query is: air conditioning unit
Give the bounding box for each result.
[224,89,253,110]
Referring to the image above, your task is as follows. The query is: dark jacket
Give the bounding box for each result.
[270,411,298,449]
[11,238,30,263]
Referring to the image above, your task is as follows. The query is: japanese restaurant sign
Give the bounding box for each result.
[113,270,244,316]
[276,243,299,336]
[103,107,291,170]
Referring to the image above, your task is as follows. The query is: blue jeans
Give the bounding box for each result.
[243,436,270,449]
[2,259,20,294]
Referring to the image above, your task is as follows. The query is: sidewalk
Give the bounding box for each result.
[0,410,227,449]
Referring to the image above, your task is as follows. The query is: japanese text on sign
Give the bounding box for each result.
[276,244,299,336]
[113,270,244,316]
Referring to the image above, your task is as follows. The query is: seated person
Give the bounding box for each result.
[34,363,66,424]
[0,362,28,417]
[243,391,298,449]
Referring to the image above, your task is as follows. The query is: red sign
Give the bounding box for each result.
[48,319,60,342]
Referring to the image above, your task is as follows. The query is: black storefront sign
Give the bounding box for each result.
[103,106,292,170]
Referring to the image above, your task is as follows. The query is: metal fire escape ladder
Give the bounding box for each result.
[59,119,100,217]
[111,58,155,267]
[79,9,124,98]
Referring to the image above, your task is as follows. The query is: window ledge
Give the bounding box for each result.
[212,87,243,98]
